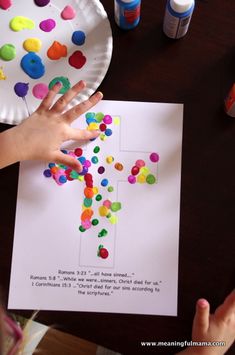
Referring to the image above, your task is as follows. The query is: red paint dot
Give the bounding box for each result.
[99,123,107,132]
[74,148,83,157]
[100,248,109,259]
[68,50,86,69]
[131,166,139,176]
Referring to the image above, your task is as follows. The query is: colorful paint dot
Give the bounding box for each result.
[109,215,118,224]
[61,5,76,20]
[92,219,99,226]
[74,148,83,157]
[137,174,146,183]
[103,115,112,124]
[23,38,42,52]
[146,174,156,184]
[98,229,108,238]
[43,169,51,177]
[101,178,108,187]
[59,175,67,184]
[39,19,56,32]
[32,83,49,99]
[99,123,107,132]
[114,162,123,171]
[91,156,98,164]
[111,202,122,212]
[98,166,105,174]
[0,67,6,80]
[84,198,92,208]
[131,166,139,176]
[10,16,35,31]
[47,41,67,60]
[140,166,150,175]
[150,152,159,163]
[88,122,99,130]
[96,194,102,201]
[103,200,112,209]
[34,0,50,6]
[72,30,86,46]
[99,206,109,217]
[21,53,45,79]
[105,128,112,137]
[114,116,120,125]
[79,225,86,232]
[107,186,114,192]
[14,82,29,98]
[69,50,86,69]
[136,159,145,168]
[0,44,16,61]
[93,146,100,154]
[128,175,136,184]
[95,112,104,122]
[49,76,71,94]
[106,156,114,164]
[99,246,109,259]
[0,0,12,10]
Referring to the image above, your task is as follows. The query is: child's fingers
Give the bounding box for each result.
[50,80,86,114]
[216,290,235,322]
[193,299,210,333]
[63,91,103,124]
[69,128,100,141]
[53,151,82,173]
[37,82,62,112]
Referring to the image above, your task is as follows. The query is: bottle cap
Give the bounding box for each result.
[170,0,194,13]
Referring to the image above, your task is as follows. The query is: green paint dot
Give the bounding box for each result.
[49,76,71,94]
[70,170,79,179]
[111,202,122,212]
[98,229,108,237]
[95,112,104,122]
[85,112,95,119]
[93,146,100,154]
[84,198,92,207]
[92,219,99,226]
[107,186,114,192]
[79,225,85,232]
[146,174,156,184]
[0,44,16,61]
[96,194,102,201]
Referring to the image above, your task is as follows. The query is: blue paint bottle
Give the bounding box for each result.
[163,0,195,39]
[114,0,141,30]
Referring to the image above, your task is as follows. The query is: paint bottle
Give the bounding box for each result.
[114,0,141,30]
[163,0,195,39]
[224,83,235,118]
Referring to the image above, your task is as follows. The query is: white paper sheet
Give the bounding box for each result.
[8,100,183,316]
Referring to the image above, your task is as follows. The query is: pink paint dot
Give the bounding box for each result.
[39,19,56,32]
[150,152,159,163]
[0,0,12,10]
[61,5,76,20]
[128,175,136,184]
[32,83,49,99]
[103,200,112,209]
[135,159,145,168]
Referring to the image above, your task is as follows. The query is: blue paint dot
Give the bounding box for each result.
[72,30,86,46]
[14,82,29,98]
[59,175,67,183]
[91,156,98,164]
[61,149,68,154]
[21,52,45,79]
[78,156,86,164]
[79,166,88,175]
[43,169,52,177]
[105,128,112,137]
[101,178,108,187]
[48,163,55,168]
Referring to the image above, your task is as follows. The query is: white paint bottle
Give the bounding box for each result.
[163,0,195,39]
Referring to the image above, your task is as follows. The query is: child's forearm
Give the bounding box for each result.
[0,127,22,169]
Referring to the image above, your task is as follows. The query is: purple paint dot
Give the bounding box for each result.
[98,166,105,174]
[39,18,56,32]
[43,169,52,177]
[14,82,29,98]
[128,175,136,184]
[150,152,159,163]
[34,0,50,6]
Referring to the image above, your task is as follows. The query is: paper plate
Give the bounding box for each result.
[0,0,112,125]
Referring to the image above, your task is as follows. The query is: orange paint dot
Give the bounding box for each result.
[81,208,94,221]
[50,166,59,174]
[47,41,67,60]
[114,162,123,171]
[84,187,94,198]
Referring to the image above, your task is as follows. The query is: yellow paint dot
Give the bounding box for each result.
[10,16,35,32]
[100,133,107,141]
[137,174,146,183]
[87,122,99,130]
[0,67,6,80]
[93,186,98,194]
[140,166,150,176]
[23,38,42,52]
[108,215,118,224]
[113,116,120,125]
[106,156,114,164]
[99,206,109,217]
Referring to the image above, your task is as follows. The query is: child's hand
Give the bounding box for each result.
[178,290,235,355]
[0,80,102,171]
